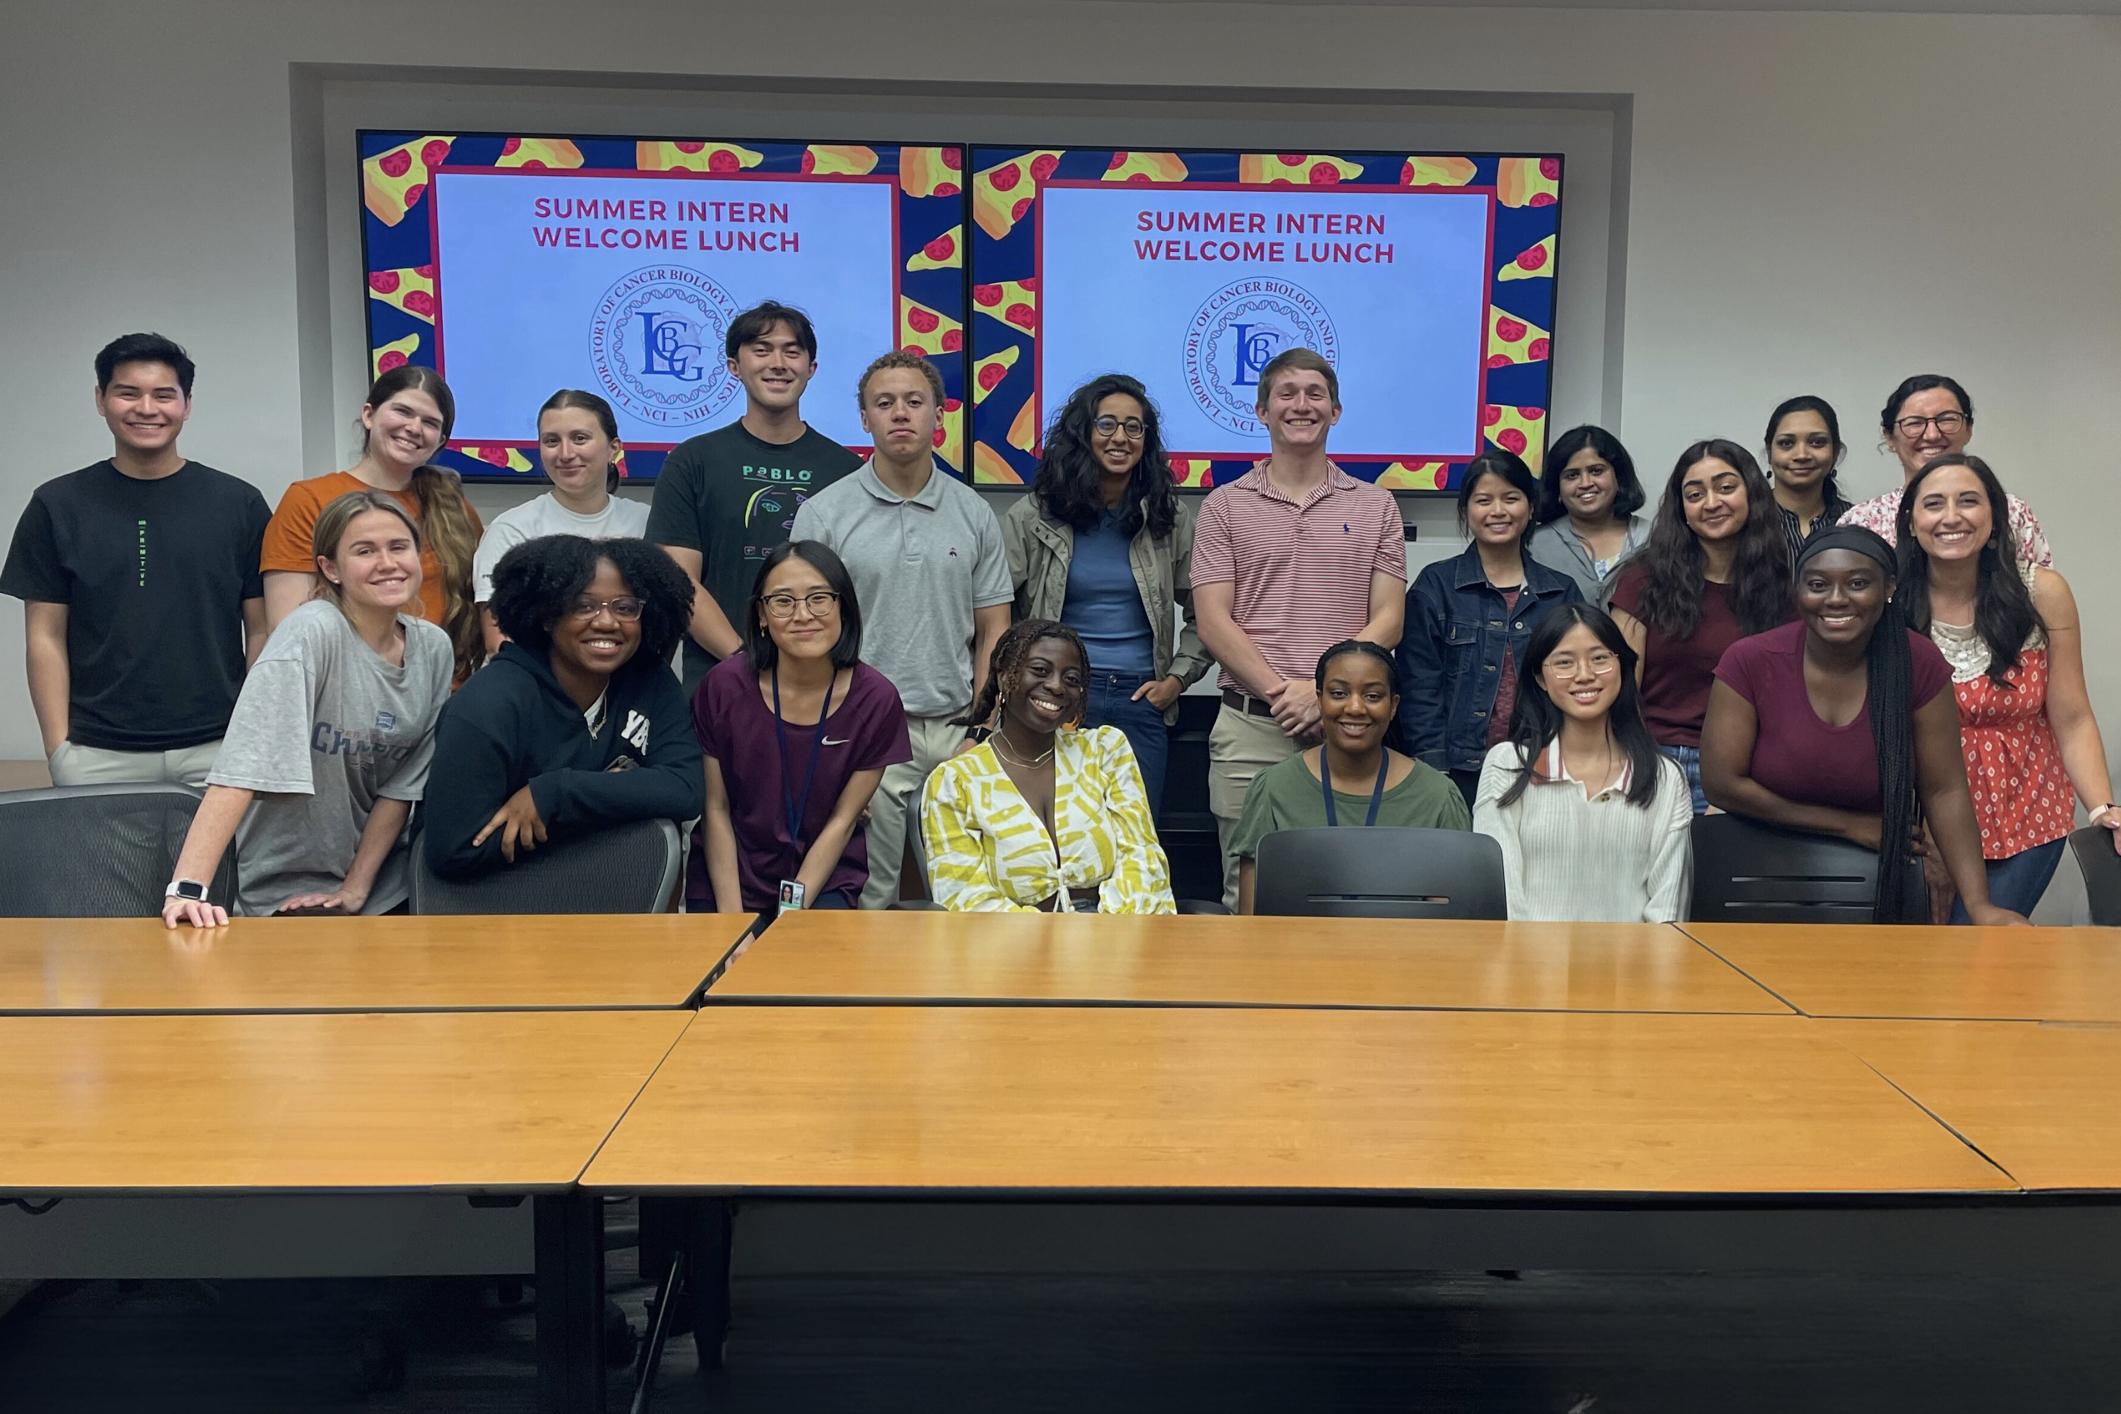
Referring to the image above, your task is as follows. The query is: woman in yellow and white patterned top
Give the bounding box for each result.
[920,619,1175,913]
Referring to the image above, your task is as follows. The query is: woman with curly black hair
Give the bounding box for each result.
[421,535,702,878]
[999,373,1212,818]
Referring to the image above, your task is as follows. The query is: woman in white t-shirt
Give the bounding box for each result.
[475,389,651,653]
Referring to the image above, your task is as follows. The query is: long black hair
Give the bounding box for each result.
[1536,425,1647,526]
[1631,440,1790,639]
[1797,527,1920,923]
[1893,454,2044,689]
[1497,604,1663,810]
[1764,394,1845,509]
[962,618,1090,731]
[1030,373,1177,540]
[1456,449,1541,549]
[488,535,693,664]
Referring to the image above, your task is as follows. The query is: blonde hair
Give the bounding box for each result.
[408,462,482,676]
[312,491,422,607]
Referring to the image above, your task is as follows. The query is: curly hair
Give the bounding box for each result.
[1031,373,1177,540]
[961,618,1090,731]
[1631,440,1791,640]
[486,535,693,663]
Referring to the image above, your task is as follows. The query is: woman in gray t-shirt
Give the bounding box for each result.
[161,492,452,924]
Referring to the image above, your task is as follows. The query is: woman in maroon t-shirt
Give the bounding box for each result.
[1608,440,1790,813]
[1699,526,2023,926]
[693,540,911,920]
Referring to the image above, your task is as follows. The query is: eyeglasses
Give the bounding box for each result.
[759,590,840,619]
[1545,651,1621,677]
[1894,412,1968,438]
[1092,416,1147,441]
[568,596,644,621]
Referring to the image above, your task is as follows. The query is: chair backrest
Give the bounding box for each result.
[408,818,683,914]
[0,784,234,917]
[1253,827,1507,920]
[2069,826,2121,926]
[904,790,932,902]
[1688,813,1922,924]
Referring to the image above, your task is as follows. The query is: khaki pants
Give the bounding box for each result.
[861,713,970,909]
[47,738,222,790]
[1207,703,1304,910]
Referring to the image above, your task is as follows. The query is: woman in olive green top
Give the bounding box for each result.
[1230,640,1469,913]
[1000,373,1211,818]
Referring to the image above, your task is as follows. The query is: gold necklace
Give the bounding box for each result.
[992,730,1056,768]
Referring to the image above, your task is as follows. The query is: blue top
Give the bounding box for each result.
[1062,510,1155,675]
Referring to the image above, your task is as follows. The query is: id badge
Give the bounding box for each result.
[777,879,806,915]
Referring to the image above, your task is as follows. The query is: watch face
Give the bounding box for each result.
[173,881,207,901]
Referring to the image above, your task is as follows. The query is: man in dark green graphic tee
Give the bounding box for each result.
[646,301,861,692]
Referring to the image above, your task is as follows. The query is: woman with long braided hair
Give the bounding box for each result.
[1699,526,2023,925]
[919,618,1173,913]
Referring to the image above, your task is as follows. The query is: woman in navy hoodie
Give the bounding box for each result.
[423,535,703,877]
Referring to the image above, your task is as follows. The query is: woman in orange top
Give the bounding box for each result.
[261,365,482,678]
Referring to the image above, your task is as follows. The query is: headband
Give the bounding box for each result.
[1795,525,1896,575]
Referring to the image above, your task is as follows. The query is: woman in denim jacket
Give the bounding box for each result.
[1000,373,1213,818]
[1397,450,1583,810]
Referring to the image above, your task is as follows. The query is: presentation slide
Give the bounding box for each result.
[359,133,969,483]
[966,149,1562,493]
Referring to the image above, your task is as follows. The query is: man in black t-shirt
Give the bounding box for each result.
[646,301,861,690]
[1,333,271,787]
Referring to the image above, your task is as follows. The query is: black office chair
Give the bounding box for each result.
[2068,825,2121,926]
[408,817,683,914]
[1688,813,1923,924]
[0,783,233,917]
[1252,826,1506,920]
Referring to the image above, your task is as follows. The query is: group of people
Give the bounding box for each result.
[5,317,2114,931]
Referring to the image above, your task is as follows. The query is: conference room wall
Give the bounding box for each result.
[4,2,2115,813]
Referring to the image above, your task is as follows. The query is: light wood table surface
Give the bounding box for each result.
[1823,1019,2121,1192]
[586,1007,2008,1197]
[0,1009,688,1193]
[1682,924,2121,1023]
[712,912,1788,1015]
[0,915,745,1015]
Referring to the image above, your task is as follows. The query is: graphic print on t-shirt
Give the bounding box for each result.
[740,458,827,567]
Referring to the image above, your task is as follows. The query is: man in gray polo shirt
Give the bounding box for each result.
[790,351,1012,906]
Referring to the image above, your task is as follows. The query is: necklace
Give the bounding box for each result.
[992,729,1056,768]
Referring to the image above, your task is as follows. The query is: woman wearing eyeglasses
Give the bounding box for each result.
[1837,375,2052,577]
[999,373,1211,819]
[692,539,910,916]
[1472,604,1693,922]
[422,535,703,879]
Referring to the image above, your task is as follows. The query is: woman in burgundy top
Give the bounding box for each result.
[1608,440,1790,814]
[1699,526,2023,926]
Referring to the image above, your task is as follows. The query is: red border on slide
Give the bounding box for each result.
[1028,178,1500,465]
[425,164,901,455]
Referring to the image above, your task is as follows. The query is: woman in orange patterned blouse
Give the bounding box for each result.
[1897,455,2118,920]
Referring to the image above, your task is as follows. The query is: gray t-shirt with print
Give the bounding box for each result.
[206,599,452,915]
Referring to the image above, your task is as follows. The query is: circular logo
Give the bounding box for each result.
[1183,279,1341,438]
[589,267,741,428]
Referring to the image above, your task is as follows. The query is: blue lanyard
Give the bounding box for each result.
[771,667,837,851]
[1321,750,1389,828]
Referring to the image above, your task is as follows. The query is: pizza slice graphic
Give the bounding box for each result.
[900,147,963,199]
[933,397,965,471]
[1376,460,1451,491]
[907,227,963,273]
[1500,236,1556,282]
[970,278,1037,333]
[636,141,764,173]
[899,298,964,357]
[1400,156,1477,188]
[972,347,1020,406]
[1102,151,1188,184]
[803,145,878,175]
[1169,458,1214,489]
[1498,157,1561,209]
[1484,404,1549,467]
[973,150,1062,240]
[363,136,455,227]
[495,138,583,170]
[1486,309,1552,368]
[1237,153,1363,186]
[367,265,437,323]
[461,445,535,474]
[371,333,419,378]
[1006,395,1040,453]
[973,442,1023,485]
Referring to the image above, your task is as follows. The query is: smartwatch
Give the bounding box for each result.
[165,879,210,903]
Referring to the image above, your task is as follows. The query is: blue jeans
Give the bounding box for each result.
[1082,668,1169,820]
[1948,836,2067,922]
[1663,744,1708,815]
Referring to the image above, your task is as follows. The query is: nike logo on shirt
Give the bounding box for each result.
[822,736,851,747]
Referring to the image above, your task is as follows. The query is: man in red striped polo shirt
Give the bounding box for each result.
[1192,348,1407,907]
